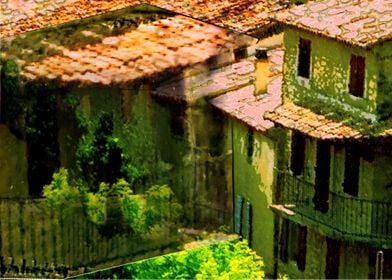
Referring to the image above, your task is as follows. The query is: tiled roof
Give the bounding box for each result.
[273,0,392,48]
[264,102,364,139]
[1,0,289,38]
[21,15,252,86]
[210,48,283,132]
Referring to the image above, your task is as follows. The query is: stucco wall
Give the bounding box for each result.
[340,245,370,279]
[282,28,379,121]
[231,120,276,275]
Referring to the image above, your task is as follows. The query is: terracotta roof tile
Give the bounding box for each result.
[274,0,392,47]
[264,102,366,139]
[1,0,290,38]
[21,15,252,86]
[210,48,283,131]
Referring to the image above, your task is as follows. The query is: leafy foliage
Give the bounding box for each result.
[145,185,182,229]
[42,168,82,211]
[80,240,266,279]
[43,169,182,234]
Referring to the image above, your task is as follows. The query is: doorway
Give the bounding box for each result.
[314,141,330,213]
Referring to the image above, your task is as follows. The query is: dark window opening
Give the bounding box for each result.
[25,87,60,197]
[290,131,305,176]
[92,113,123,187]
[0,90,5,123]
[297,38,311,78]
[234,47,248,61]
[255,48,268,60]
[209,109,224,157]
[247,128,254,164]
[343,143,360,196]
[325,238,340,279]
[314,141,330,213]
[280,219,307,271]
[349,55,365,97]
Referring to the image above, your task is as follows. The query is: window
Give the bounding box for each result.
[343,143,360,196]
[290,131,305,176]
[325,238,340,279]
[297,38,311,78]
[247,128,254,164]
[349,55,365,97]
[280,219,307,271]
[234,47,248,61]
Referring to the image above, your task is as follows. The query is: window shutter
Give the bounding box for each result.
[349,55,365,97]
[246,202,253,246]
[234,195,244,234]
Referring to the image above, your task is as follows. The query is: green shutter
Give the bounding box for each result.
[234,195,243,234]
[246,202,253,246]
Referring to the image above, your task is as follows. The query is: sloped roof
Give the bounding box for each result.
[210,48,283,132]
[21,15,253,86]
[1,0,289,38]
[273,0,392,48]
[264,102,364,139]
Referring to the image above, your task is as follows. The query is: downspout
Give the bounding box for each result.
[231,119,235,231]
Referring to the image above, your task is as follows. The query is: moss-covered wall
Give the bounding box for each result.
[0,126,28,197]
[185,103,233,226]
[371,154,392,201]
[277,226,327,278]
[282,28,379,122]
[339,245,370,279]
[57,81,233,228]
[277,225,374,279]
[230,119,276,275]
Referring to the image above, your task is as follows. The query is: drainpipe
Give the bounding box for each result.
[231,120,235,232]
[376,250,384,279]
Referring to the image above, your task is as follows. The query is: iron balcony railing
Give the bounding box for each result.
[277,171,392,243]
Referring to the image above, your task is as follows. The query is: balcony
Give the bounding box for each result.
[272,171,392,248]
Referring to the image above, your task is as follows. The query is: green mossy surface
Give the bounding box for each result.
[230,120,276,275]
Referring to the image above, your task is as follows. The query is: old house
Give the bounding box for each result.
[0,0,288,277]
[265,0,392,278]
[211,0,392,278]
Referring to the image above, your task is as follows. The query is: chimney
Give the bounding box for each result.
[254,47,269,95]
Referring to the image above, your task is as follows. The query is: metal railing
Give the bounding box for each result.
[277,171,392,242]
